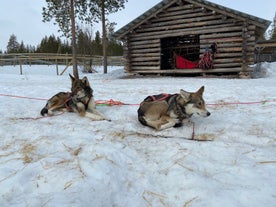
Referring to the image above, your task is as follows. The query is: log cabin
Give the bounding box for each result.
[113,0,271,76]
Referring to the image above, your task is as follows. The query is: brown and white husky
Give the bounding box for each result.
[137,86,210,130]
[40,74,110,121]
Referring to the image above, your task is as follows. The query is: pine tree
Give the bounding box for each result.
[77,29,93,55]
[93,0,128,73]
[106,21,123,56]
[6,34,20,53]
[42,0,102,79]
[61,40,72,53]
[270,12,276,40]
[18,41,26,53]
[93,31,102,55]
[43,0,127,75]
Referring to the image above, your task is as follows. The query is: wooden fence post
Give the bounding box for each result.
[55,58,59,75]
[19,61,23,75]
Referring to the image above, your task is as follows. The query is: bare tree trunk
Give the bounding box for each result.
[70,0,79,79]
[101,0,107,74]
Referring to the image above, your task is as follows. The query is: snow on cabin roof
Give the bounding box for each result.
[114,0,271,40]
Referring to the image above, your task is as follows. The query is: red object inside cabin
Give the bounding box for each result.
[175,54,198,69]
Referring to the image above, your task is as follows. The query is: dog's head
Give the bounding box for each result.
[69,74,93,100]
[180,86,211,117]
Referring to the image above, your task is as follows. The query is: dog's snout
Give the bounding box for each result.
[207,111,211,116]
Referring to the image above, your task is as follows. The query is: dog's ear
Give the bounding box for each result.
[180,89,191,101]
[196,86,205,95]
[69,74,75,82]
[81,76,90,87]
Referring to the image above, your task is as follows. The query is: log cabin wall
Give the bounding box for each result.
[117,0,270,75]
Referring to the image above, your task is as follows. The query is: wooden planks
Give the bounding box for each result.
[121,1,258,75]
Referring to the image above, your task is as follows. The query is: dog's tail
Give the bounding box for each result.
[137,106,148,126]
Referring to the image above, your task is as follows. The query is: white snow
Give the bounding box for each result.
[0,63,275,207]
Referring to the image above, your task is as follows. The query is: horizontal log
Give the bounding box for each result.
[130,25,243,41]
[131,61,160,66]
[184,0,266,29]
[129,43,160,49]
[138,19,237,34]
[165,3,198,12]
[200,42,241,49]
[200,32,242,39]
[151,10,219,24]
[214,57,242,63]
[132,23,242,38]
[200,47,242,53]
[130,52,160,57]
[142,13,227,30]
[213,62,241,68]
[131,66,160,70]
[215,52,242,58]
[161,7,204,18]
[129,62,243,71]
[200,37,243,44]
[131,57,160,61]
[131,48,161,53]
[129,68,247,74]
[129,39,160,46]
[255,42,276,48]
[162,45,200,51]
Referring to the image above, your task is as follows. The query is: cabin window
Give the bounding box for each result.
[160,35,200,69]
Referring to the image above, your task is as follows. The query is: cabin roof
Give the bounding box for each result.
[114,0,271,40]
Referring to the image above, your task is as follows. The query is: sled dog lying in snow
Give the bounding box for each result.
[137,86,210,130]
[41,74,109,121]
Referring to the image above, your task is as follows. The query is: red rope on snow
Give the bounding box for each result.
[0,93,48,101]
[0,93,276,106]
[1,93,274,123]
[206,100,276,106]
[96,99,125,106]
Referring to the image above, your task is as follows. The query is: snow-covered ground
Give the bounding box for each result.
[0,63,275,207]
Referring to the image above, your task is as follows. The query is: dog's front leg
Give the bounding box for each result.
[182,118,193,126]
[76,103,108,121]
[87,99,111,121]
[76,102,109,121]
[146,116,177,130]
[158,118,178,130]
[90,109,111,121]
[76,102,86,116]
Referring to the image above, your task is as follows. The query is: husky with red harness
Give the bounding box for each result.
[40,74,110,121]
[137,86,210,130]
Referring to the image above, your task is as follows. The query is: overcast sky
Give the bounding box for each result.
[0,0,275,52]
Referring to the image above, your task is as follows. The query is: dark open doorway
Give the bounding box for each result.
[161,35,200,69]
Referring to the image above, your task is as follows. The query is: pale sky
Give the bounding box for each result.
[0,0,275,52]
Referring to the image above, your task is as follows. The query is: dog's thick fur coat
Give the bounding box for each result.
[40,74,109,121]
[137,86,210,130]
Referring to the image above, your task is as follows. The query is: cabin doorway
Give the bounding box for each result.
[160,35,200,69]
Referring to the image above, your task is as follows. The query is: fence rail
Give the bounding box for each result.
[0,53,125,75]
[255,52,276,63]
[0,53,124,66]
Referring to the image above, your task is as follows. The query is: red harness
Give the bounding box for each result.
[64,92,73,112]
[150,93,172,101]
[64,92,91,112]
